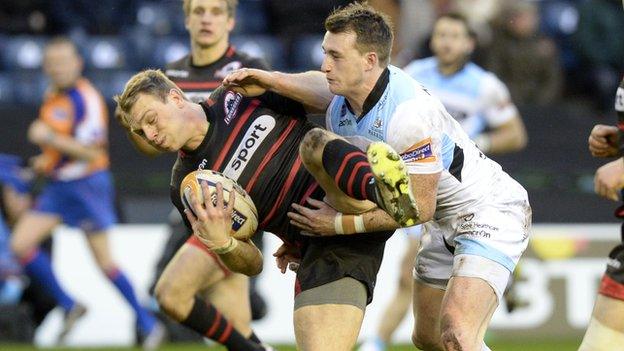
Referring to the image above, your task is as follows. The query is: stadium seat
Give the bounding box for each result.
[151,36,190,69]
[230,35,286,70]
[86,69,134,102]
[292,35,324,71]
[538,0,582,71]
[11,71,47,104]
[0,73,15,104]
[135,1,177,37]
[234,0,269,35]
[2,36,47,71]
[83,36,129,70]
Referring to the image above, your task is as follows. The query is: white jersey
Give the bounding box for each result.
[326,65,526,219]
[403,57,518,138]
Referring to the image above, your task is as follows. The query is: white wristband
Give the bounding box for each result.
[354,215,365,233]
[334,213,344,235]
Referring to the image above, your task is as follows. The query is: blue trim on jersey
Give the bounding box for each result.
[440,134,455,170]
[454,237,515,272]
[67,87,86,135]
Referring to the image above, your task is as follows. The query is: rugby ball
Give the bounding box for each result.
[180,170,258,240]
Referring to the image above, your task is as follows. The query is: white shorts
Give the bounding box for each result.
[414,195,531,301]
[397,225,423,239]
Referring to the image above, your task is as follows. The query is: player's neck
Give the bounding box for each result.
[346,67,384,116]
[182,103,210,151]
[191,39,229,66]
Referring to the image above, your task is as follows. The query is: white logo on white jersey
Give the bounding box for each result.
[223,115,276,180]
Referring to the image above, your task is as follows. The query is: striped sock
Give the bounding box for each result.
[182,296,261,351]
[321,139,378,202]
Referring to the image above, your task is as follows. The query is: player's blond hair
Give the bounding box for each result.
[325,2,394,67]
[114,69,186,127]
[183,0,238,18]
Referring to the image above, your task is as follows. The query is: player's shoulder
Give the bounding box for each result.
[229,48,271,70]
[387,65,429,104]
[165,55,192,78]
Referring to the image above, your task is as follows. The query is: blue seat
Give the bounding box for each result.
[234,0,268,35]
[151,36,190,69]
[135,1,176,36]
[83,36,129,70]
[11,71,47,104]
[2,36,47,70]
[292,35,324,71]
[0,73,15,103]
[86,69,134,102]
[230,35,285,70]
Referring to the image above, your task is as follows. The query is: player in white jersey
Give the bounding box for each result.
[224,3,531,350]
[361,13,527,351]
[404,13,527,155]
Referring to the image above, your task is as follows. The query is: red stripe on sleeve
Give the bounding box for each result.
[212,100,260,170]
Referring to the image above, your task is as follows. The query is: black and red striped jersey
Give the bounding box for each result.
[170,88,322,243]
[165,46,270,103]
[616,77,624,155]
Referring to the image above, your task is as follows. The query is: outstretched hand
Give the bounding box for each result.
[222,68,273,97]
[185,182,235,249]
[594,158,624,201]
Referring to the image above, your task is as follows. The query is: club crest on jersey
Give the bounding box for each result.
[215,61,243,79]
[400,138,436,163]
[224,91,243,125]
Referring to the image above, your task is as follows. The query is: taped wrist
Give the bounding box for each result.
[334,213,366,235]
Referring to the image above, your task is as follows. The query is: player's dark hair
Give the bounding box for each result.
[183,0,238,18]
[436,12,477,40]
[325,1,394,67]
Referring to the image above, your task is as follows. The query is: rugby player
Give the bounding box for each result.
[361,13,528,351]
[137,0,271,332]
[223,3,532,350]
[9,37,164,348]
[116,69,407,350]
[580,76,624,350]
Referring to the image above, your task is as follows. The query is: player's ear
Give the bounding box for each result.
[226,16,235,33]
[169,89,186,108]
[364,52,378,71]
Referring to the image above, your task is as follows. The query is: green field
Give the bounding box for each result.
[0,340,581,350]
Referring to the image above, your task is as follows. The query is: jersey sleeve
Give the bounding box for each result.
[386,97,445,175]
[481,73,519,128]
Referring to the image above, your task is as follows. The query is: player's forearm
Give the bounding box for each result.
[479,117,527,154]
[46,134,105,161]
[270,71,333,113]
[217,239,263,276]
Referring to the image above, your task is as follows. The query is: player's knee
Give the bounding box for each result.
[299,128,330,162]
[412,331,443,351]
[154,278,186,321]
[440,312,473,350]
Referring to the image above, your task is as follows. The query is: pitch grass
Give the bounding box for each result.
[0,340,581,350]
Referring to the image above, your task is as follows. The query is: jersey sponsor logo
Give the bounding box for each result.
[368,117,384,139]
[215,61,243,79]
[165,69,189,78]
[616,87,624,112]
[223,114,276,180]
[224,91,243,125]
[401,137,437,163]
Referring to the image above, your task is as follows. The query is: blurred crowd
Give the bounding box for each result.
[0,0,621,112]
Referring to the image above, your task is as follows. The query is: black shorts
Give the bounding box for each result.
[600,241,624,301]
[295,230,393,305]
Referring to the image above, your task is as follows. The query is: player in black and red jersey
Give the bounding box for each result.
[142,0,271,325]
[116,69,402,350]
[581,76,624,350]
